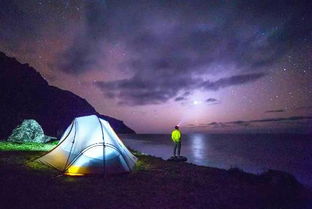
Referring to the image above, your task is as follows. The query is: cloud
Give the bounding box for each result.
[184,115,312,133]
[2,0,311,72]
[264,106,312,114]
[206,98,221,105]
[208,122,229,128]
[96,72,265,105]
[249,116,312,123]
[96,73,199,105]
[201,73,266,91]
[1,0,311,106]
[175,96,186,102]
[76,1,310,74]
[228,121,251,127]
[265,109,285,113]
[186,122,228,128]
[206,98,217,102]
[196,116,312,128]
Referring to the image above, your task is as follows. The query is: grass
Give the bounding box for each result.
[0,141,58,151]
[0,141,311,209]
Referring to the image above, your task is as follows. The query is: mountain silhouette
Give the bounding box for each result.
[0,51,135,140]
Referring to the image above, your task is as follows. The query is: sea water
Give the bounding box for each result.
[120,133,312,187]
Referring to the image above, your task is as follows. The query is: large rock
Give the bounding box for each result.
[0,51,135,140]
[8,119,50,143]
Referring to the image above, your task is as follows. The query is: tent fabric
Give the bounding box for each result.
[37,115,137,175]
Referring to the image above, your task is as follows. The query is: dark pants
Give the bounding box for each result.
[173,141,181,156]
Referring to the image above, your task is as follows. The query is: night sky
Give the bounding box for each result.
[0,0,311,133]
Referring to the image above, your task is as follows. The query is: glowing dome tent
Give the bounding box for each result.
[37,115,137,176]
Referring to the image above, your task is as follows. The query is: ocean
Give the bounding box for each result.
[120,133,312,187]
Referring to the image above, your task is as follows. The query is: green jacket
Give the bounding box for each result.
[171,129,181,143]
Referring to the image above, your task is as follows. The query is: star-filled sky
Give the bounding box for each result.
[1,0,311,133]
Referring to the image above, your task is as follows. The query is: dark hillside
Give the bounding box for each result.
[0,52,135,139]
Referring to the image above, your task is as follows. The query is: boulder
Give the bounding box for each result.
[7,119,51,143]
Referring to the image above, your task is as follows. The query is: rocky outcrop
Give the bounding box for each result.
[7,119,52,143]
[0,51,135,140]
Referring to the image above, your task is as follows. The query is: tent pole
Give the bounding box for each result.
[63,119,77,172]
[97,116,106,176]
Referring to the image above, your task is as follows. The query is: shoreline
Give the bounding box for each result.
[0,142,311,209]
[121,133,312,189]
[138,150,312,189]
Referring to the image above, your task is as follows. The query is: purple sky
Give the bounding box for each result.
[0,0,311,133]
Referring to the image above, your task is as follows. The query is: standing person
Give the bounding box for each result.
[171,125,182,157]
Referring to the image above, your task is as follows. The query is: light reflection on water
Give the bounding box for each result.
[120,133,312,187]
[189,134,205,162]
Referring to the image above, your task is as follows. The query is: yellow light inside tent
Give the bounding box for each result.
[65,165,85,176]
[65,173,84,176]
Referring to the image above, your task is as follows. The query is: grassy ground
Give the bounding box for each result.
[0,141,58,151]
[0,142,311,209]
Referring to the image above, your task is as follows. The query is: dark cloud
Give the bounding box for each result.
[206,98,217,102]
[186,117,312,133]
[264,106,312,114]
[186,122,228,128]
[265,109,285,113]
[199,116,312,128]
[249,116,312,123]
[206,98,220,105]
[96,72,198,105]
[184,116,312,133]
[228,121,251,127]
[175,97,186,102]
[96,72,265,105]
[58,38,96,74]
[208,122,229,128]
[229,116,312,130]
[201,73,266,91]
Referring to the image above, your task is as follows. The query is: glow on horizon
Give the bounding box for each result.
[192,100,201,105]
